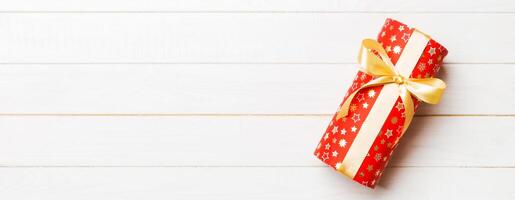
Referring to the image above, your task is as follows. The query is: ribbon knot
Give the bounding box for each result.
[336,39,446,134]
[392,75,406,84]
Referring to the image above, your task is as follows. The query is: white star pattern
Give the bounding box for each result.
[363,103,369,109]
[340,129,347,135]
[368,89,376,97]
[351,126,357,132]
[418,63,426,71]
[339,139,347,147]
[323,133,329,140]
[428,47,436,56]
[325,143,331,150]
[393,45,402,54]
[332,150,339,157]
[360,73,367,80]
[385,129,393,138]
[398,25,404,31]
[395,102,404,111]
[390,35,396,42]
[331,126,339,134]
[351,83,357,90]
[374,153,382,161]
[401,33,410,42]
[322,152,329,161]
[351,113,361,123]
[356,93,365,102]
[335,162,343,170]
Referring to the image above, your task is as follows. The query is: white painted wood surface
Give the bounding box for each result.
[0,64,512,114]
[3,0,515,12]
[0,168,514,200]
[1,0,514,199]
[0,116,513,167]
[1,13,513,63]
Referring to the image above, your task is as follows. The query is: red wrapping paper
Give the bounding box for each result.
[314,18,448,188]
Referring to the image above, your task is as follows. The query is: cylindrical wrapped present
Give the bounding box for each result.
[314,18,448,188]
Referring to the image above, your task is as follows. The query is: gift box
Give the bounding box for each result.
[314,18,448,188]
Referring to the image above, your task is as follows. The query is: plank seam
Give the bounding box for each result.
[0,165,514,168]
[0,11,514,14]
[0,62,513,65]
[0,114,512,117]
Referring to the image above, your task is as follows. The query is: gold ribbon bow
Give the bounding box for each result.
[336,39,446,134]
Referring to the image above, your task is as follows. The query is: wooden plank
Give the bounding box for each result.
[0,116,512,166]
[2,0,514,12]
[0,167,513,199]
[0,64,512,115]
[0,13,513,63]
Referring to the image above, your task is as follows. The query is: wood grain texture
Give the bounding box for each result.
[0,64,511,115]
[0,116,512,166]
[2,0,514,12]
[0,167,514,200]
[0,13,514,64]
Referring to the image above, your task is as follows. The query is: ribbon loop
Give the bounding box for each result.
[358,39,397,76]
[405,78,446,104]
[336,39,446,134]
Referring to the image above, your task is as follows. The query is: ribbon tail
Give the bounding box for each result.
[336,76,396,120]
[336,90,359,120]
[359,39,397,76]
[399,86,415,135]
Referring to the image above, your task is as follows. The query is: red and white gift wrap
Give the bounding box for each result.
[314,18,448,188]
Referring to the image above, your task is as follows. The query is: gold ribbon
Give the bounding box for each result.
[336,39,446,133]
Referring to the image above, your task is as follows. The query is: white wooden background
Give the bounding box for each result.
[1,1,514,199]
